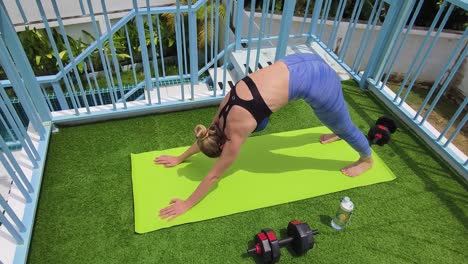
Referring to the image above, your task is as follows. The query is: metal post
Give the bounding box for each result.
[0,4,51,123]
[188,0,199,86]
[359,0,413,89]
[234,0,245,51]
[133,0,153,105]
[308,0,325,42]
[275,0,296,61]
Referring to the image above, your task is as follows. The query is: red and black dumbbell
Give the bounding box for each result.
[367,116,398,146]
[247,221,319,263]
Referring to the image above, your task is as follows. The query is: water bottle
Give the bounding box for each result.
[331,197,354,231]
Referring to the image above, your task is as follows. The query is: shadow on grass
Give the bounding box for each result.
[343,82,468,230]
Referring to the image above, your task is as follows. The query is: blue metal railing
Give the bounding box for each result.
[0,0,467,263]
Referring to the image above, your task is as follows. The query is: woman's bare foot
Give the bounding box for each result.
[341,156,374,177]
[320,134,341,144]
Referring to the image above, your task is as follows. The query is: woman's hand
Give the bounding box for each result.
[154,155,182,167]
[159,198,191,222]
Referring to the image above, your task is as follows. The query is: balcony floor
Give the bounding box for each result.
[28,80,467,263]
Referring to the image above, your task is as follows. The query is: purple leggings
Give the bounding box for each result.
[280,53,371,157]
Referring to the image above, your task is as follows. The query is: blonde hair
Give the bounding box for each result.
[194,123,226,158]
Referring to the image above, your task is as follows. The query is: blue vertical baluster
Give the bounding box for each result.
[14,0,28,24]
[211,0,215,62]
[204,3,209,65]
[275,0,296,61]
[221,0,233,97]
[327,0,347,49]
[41,87,55,111]
[86,0,117,109]
[124,25,138,86]
[416,28,468,121]
[132,0,153,105]
[234,0,245,51]
[0,5,50,128]
[374,0,417,83]
[380,0,424,90]
[212,0,221,97]
[318,0,332,41]
[87,57,104,105]
[181,14,189,77]
[100,0,127,108]
[353,0,384,73]
[34,0,80,115]
[437,98,468,142]
[418,44,467,125]
[187,0,199,98]
[51,82,69,110]
[39,85,54,112]
[359,0,413,90]
[268,0,277,38]
[174,0,185,100]
[0,196,24,244]
[399,3,455,106]
[244,0,257,76]
[66,74,82,108]
[103,53,117,101]
[146,2,161,104]
[83,62,98,106]
[0,112,16,142]
[0,39,46,136]
[393,1,448,102]
[443,114,467,148]
[255,0,270,71]
[51,0,91,113]
[300,0,311,34]
[0,142,32,200]
[79,0,87,15]
[0,195,26,232]
[339,0,365,60]
[156,15,166,77]
[307,0,323,43]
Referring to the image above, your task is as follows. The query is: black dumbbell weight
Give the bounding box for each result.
[250,228,281,263]
[286,221,318,255]
[247,221,319,263]
[367,116,398,146]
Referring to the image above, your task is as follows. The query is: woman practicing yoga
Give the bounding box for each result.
[155,53,373,221]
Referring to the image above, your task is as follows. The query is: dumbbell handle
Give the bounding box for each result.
[248,229,320,254]
[278,229,319,246]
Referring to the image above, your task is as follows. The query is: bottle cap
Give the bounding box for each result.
[341,197,354,212]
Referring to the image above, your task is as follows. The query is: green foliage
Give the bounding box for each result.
[15,14,182,80]
[0,67,5,80]
[162,1,226,51]
[17,27,57,76]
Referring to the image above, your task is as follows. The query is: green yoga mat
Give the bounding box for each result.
[131,127,396,233]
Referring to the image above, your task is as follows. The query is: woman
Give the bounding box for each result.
[155,53,373,221]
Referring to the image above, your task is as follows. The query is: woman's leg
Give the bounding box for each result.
[313,103,373,176]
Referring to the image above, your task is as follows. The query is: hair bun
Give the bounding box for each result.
[194,124,209,140]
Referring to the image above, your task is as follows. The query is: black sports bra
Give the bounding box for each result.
[218,76,272,132]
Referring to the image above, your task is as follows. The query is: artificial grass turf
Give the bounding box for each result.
[29,80,468,263]
[131,127,396,233]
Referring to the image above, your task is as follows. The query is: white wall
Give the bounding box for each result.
[4,0,175,37]
[4,0,175,24]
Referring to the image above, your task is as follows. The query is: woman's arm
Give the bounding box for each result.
[178,141,200,161]
[159,136,243,221]
[154,141,200,167]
